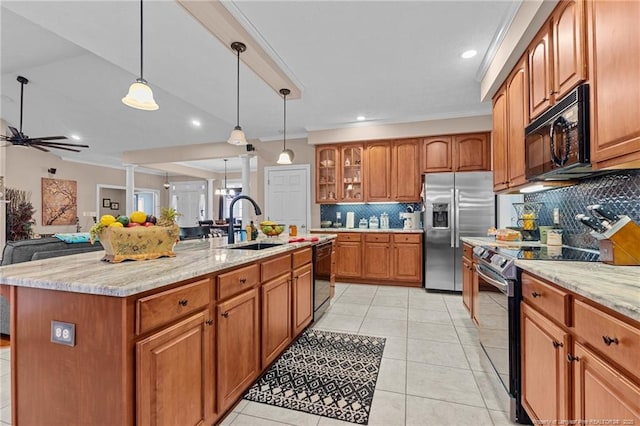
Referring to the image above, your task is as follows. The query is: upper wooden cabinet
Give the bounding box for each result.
[340,145,364,202]
[365,141,392,201]
[421,133,490,174]
[529,0,586,119]
[316,145,339,203]
[587,0,640,168]
[392,138,421,201]
[492,88,509,191]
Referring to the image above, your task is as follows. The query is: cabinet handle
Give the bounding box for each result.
[531,291,541,298]
[239,278,247,284]
[543,97,549,101]
[552,340,563,348]
[221,312,229,318]
[602,336,619,346]
[567,354,580,363]
[178,299,188,306]
[205,319,214,326]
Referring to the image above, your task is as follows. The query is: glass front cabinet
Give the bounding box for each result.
[339,145,363,202]
[316,146,339,203]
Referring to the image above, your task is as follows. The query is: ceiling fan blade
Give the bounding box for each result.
[8,126,21,137]
[30,140,89,148]
[29,142,84,152]
[30,144,50,152]
[27,135,68,141]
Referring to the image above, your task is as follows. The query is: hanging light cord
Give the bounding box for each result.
[283,91,287,150]
[235,47,240,128]
[19,80,24,132]
[139,0,144,81]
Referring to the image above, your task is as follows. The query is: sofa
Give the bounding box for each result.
[0,237,104,335]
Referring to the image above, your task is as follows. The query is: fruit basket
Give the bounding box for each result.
[260,222,286,237]
[98,224,180,263]
[513,202,544,241]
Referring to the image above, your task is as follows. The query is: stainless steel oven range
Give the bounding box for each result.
[472,244,600,424]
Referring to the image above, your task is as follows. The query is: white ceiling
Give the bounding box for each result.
[1,0,520,173]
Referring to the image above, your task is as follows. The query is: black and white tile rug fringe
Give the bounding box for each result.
[244,329,386,425]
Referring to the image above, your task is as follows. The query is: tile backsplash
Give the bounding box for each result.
[320,203,421,229]
[524,170,640,249]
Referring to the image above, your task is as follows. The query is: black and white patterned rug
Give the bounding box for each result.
[244,329,386,425]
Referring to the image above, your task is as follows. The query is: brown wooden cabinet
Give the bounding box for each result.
[292,263,313,337]
[391,233,422,285]
[335,233,362,279]
[261,273,292,367]
[521,302,570,423]
[316,145,339,203]
[492,88,509,191]
[529,25,553,119]
[587,0,640,169]
[363,233,391,280]
[216,287,260,413]
[422,133,490,174]
[365,141,392,201]
[340,145,364,202]
[137,310,215,426]
[392,138,421,201]
[461,246,473,314]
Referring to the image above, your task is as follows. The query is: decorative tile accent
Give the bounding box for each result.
[321,203,421,229]
[525,170,640,249]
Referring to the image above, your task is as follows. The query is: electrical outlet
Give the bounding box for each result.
[51,321,75,346]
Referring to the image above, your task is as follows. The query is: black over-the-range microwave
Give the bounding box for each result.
[524,83,595,181]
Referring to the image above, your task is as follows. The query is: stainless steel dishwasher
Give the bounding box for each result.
[313,240,332,321]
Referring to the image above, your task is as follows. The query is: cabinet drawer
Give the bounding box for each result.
[463,243,473,259]
[218,264,260,300]
[137,278,211,334]
[393,233,422,244]
[292,248,312,269]
[573,298,640,380]
[337,233,361,242]
[522,273,570,326]
[365,233,390,243]
[262,254,292,282]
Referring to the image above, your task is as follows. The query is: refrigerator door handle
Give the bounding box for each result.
[455,188,460,248]
[450,188,455,248]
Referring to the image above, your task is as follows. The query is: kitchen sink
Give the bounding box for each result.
[226,242,283,250]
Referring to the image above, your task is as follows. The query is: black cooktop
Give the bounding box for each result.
[493,245,600,262]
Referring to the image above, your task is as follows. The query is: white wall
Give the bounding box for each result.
[497,194,524,228]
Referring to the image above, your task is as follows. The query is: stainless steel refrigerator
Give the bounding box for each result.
[423,172,495,291]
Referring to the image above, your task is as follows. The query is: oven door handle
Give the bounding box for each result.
[475,264,509,295]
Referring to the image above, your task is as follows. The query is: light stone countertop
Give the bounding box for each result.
[310,227,423,234]
[0,234,336,298]
[460,237,640,322]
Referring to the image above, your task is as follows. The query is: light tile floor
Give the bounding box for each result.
[0,283,521,426]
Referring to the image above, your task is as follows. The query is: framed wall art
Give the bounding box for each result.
[42,178,77,226]
[102,198,111,208]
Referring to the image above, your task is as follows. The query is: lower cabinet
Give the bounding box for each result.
[292,263,313,337]
[462,255,472,314]
[261,273,292,367]
[217,287,260,413]
[335,234,363,279]
[363,234,391,280]
[137,310,215,426]
[391,235,422,284]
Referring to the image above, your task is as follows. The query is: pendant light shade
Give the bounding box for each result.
[163,172,170,189]
[276,88,294,165]
[228,42,248,145]
[122,0,158,111]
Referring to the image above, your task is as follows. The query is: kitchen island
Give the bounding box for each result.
[0,234,335,426]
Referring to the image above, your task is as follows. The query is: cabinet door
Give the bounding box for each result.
[529,26,553,119]
[553,0,586,99]
[392,138,421,201]
[454,133,490,172]
[462,256,472,314]
[392,242,422,283]
[363,241,391,280]
[262,273,292,367]
[365,141,392,201]
[137,310,215,426]
[506,59,528,188]
[217,288,260,413]
[335,241,362,279]
[572,342,640,424]
[316,145,339,203]
[340,145,364,202]
[587,0,640,167]
[521,303,570,424]
[421,136,453,173]
[292,263,313,337]
[492,89,509,191]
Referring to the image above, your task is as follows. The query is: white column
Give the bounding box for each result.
[240,154,252,226]
[125,164,136,216]
[206,178,215,220]
[0,120,7,253]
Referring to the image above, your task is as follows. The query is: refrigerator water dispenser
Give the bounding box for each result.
[432,203,449,228]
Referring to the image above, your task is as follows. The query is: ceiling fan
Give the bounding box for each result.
[1,75,89,153]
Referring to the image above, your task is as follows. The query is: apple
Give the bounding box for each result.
[127,222,141,227]
[143,222,155,227]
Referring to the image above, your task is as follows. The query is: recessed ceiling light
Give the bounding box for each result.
[70,134,81,141]
[460,49,477,59]
[356,116,366,121]
[191,119,201,127]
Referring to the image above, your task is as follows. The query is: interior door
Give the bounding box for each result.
[265,165,310,234]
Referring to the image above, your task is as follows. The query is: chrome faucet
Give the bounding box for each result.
[228,194,262,243]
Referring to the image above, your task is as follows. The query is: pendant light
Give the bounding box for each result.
[276,88,294,165]
[215,159,235,196]
[122,0,159,111]
[163,172,170,189]
[227,42,248,145]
